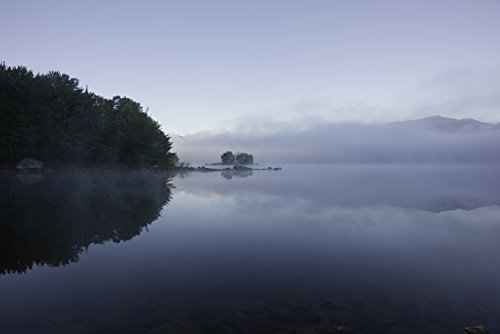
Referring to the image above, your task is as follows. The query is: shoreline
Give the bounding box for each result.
[0,164,282,173]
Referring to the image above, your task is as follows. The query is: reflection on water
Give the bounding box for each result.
[1,165,500,334]
[0,171,173,274]
[221,169,253,180]
[178,164,500,213]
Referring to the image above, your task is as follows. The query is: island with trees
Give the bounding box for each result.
[199,151,281,176]
[220,151,254,165]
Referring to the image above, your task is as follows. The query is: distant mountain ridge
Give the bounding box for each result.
[388,115,500,132]
[175,114,500,164]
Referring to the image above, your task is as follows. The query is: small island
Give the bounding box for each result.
[220,151,254,165]
[201,150,281,170]
[205,151,255,166]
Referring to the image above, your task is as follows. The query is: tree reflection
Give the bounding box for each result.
[0,171,173,274]
[221,169,253,180]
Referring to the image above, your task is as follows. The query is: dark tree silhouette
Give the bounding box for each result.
[235,152,254,165]
[0,63,174,167]
[221,151,235,164]
[220,151,254,165]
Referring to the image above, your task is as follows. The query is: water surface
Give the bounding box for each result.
[1,165,500,333]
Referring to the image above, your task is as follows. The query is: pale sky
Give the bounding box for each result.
[1,0,500,135]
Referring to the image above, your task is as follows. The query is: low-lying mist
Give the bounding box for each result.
[174,116,500,164]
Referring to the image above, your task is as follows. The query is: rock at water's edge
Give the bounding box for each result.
[16,158,44,170]
[464,326,490,334]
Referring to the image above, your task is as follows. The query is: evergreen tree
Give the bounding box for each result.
[235,152,254,165]
[221,151,235,164]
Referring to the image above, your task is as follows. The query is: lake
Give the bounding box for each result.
[1,165,500,334]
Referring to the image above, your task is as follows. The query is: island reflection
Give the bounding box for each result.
[176,164,500,213]
[0,171,173,275]
[221,169,253,180]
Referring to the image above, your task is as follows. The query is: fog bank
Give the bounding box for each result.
[173,116,500,164]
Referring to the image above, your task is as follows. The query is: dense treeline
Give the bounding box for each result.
[220,151,254,165]
[0,63,175,166]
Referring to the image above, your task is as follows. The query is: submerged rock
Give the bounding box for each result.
[316,326,355,333]
[16,158,44,170]
[464,326,490,334]
[318,300,338,310]
[16,174,44,185]
[332,326,354,333]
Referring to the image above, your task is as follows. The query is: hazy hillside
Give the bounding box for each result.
[388,115,499,132]
[174,116,500,164]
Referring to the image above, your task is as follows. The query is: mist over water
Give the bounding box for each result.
[1,165,500,333]
[174,119,500,164]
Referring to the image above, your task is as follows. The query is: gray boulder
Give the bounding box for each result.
[464,326,490,334]
[16,158,44,170]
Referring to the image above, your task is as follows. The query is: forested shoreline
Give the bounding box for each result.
[0,63,176,168]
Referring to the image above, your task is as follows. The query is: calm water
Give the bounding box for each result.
[1,165,500,334]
